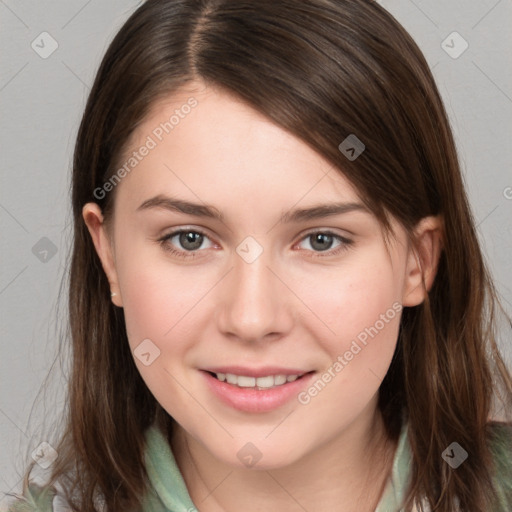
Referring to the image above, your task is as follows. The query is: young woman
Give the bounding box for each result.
[7,0,512,511]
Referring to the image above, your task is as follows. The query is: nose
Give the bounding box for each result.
[216,248,294,343]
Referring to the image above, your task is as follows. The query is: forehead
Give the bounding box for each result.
[116,82,363,211]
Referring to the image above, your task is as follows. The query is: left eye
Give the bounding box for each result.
[296,232,350,253]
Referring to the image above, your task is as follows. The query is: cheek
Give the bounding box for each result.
[114,243,212,350]
[297,249,403,372]
[293,255,403,418]
[114,251,213,409]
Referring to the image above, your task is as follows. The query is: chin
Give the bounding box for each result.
[216,440,306,471]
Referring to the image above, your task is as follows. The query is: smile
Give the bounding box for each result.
[210,372,303,390]
[201,369,316,413]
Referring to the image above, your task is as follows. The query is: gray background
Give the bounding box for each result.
[1,0,511,506]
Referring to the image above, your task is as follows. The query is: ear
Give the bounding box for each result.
[402,215,443,307]
[82,203,123,307]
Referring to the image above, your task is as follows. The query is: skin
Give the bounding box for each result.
[83,81,442,511]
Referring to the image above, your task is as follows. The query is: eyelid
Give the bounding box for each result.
[297,227,352,240]
[160,224,211,237]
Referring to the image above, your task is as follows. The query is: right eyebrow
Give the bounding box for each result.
[136,195,225,221]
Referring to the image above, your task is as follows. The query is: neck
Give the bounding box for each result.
[170,401,397,512]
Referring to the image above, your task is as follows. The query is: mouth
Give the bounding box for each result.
[205,371,311,390]
[200,368,316,413]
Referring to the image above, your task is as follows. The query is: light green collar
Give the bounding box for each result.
[375,421,412,511]
[143,426,197,512]
[144,421,412,512]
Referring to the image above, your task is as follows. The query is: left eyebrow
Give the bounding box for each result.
[280,202,370,223]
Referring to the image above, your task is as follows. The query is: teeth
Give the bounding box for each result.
[255,375,274,388]
[214,372,303,389]
[274,375,287,385]
[237,376,256,387]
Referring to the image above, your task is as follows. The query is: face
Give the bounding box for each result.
[84,81,437,470]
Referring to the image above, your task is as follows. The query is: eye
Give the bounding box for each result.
[296,231,353,257]
[158,228,214,258]
[157,228,353,260]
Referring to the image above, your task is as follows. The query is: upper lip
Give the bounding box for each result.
[202,366,313,378]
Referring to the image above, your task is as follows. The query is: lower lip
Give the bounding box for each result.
[201,370,315,413]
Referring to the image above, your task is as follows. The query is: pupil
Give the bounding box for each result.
[180,232,203,250]
[311,233,333,251]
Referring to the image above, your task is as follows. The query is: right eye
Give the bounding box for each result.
[158,228,215,258]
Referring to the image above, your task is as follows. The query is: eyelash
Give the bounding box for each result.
[157,228,354,260]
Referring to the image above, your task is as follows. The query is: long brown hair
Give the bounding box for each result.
[12,0,512,510]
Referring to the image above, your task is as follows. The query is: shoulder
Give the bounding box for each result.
[488,421,512,468]
[5,483,57,512]
[5,481,75,512]
[487,421,512,509]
